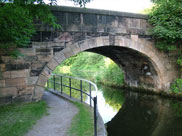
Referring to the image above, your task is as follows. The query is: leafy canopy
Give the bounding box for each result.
[149,0,182,51]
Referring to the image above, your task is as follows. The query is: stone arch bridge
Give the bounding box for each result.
[0,6,180,103]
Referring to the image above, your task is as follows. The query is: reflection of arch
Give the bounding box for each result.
[33,36,169,100]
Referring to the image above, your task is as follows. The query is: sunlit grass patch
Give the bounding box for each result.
[0,101,47,136]
[68,101,94,136]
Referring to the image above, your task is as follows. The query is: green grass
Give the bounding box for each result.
[68,101,94,136]
[0,101,47,136]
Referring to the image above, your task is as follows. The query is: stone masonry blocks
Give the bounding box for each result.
[47,58,59,71]
[54,52,66,64]
[37,74,48,87]
[5,78,26,87]
[70,43,81,54]
[41,66,52,78]
[0,80,5,88]
[0,87,18,97]
[11,69,30,78]
[62,47,74,58]
[87,38,97,48]
[96,37,104,47]
[0,64,5,72]
[26,77,39,86]
[78,40,90,51]
[34,86,45,101]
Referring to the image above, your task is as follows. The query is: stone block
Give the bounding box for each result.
[108,27,127,34]
[11,69,30,78]
[6,63,30,71]
[78,40,90,51]
[62,47,74,58]
[0,64,5,72]
[54,52,66,64]
[41,67,52,78]
[1,56,10,63]
[96,37,104,47]
[34,86,45,100]
[26,76,38,86]
[87,38,97,48]
[131,35,138,42]
[70,43,81,54]
[140,19,147,29]
[0,80,5,88]
[2,71,11,79]
[5,78,26,87]
[47,58,59,70]
[36,48,53,55]
[18,48,36,56]
[37,54,53,63]
[10,56,25,64]
[17,86,34,95]
[0,87,18,97]
[37,74,48,87]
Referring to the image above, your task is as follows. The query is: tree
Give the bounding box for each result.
[149,0,182,51]
[0,0,91,56]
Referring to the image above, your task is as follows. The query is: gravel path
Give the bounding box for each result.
[25,91,78,136]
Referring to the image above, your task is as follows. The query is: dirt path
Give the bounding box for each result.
[25,91,78,136]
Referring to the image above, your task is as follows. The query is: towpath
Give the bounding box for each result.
[25,91,78,136]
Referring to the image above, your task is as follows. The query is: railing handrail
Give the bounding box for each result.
[51,73,98,95]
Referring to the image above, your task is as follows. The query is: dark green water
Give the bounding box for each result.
[99,86,182,136]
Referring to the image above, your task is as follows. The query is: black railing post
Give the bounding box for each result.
[47,80,49,89]
[80,80,83,102]
[53,75,56,90]
[94,96,97,136]
[69,78,71,98]
[89,83,92,107]
[60,76,63,94]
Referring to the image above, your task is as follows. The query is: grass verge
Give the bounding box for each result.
[0,101,47,136]
[68,101,94,136]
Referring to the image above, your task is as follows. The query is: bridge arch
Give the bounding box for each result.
[33,36,170,100]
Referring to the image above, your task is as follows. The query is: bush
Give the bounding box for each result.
[149,0,182,51]
[170,78,182,93]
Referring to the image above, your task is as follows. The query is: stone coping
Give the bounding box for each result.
[50,6,148,19]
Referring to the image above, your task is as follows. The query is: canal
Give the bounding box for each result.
[93,84,182,136]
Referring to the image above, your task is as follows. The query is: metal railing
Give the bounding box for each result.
[47,74,98,136]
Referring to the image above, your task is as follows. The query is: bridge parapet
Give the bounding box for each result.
[32,6,150,43]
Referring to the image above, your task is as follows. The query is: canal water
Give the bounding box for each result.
[88,84,182,136]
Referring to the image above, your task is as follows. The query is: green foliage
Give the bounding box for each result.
[0,4,35,56]
[54,52,124,87]
[98,84,124,111]
[170,78,182,93]
[96,62,124,87]
[0,3,61,57]
[68,101,94,136]
[171,101,182,117]
[149,0,182,51]
[177,57,182,71]
[69,0,92,7]
[0,101,47,136]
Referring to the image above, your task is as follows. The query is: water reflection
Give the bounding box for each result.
[107,90,182,136]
